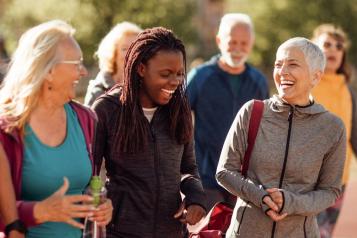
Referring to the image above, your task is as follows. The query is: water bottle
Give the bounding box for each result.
[83,176,107,238]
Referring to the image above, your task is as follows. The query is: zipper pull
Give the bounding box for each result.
[288,106,294,122]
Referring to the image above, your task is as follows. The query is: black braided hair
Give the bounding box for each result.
[116,27,192,153]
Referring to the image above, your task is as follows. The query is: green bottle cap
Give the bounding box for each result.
[90,176,102,192]
[89,176,102,206]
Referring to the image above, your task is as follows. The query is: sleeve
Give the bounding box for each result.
[216,101,268,208]
[0,136,38,227]
[280,125,346,216]
[91,98,108,175]
[84,80,105,107]
[348,85,357,155]
[180,139,207,211]
[186,68,199,110]
[17,201,37,227]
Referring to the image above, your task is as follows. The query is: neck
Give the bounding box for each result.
[218,57,246,74]
[32,93,66,119]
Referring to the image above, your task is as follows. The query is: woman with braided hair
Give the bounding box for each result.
[92,27,206,237]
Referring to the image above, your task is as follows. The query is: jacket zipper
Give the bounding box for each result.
[150,124,160,238]
[271,106,294,238]
[237,201,249,235]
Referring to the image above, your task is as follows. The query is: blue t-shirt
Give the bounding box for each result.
[187,54,269,188]
[22,103,92,238]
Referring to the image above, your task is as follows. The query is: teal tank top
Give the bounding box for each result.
[22,103,92,238]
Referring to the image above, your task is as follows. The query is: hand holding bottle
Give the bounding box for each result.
[33,177,95,229]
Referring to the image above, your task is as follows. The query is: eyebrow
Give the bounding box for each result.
[275,59,300,63]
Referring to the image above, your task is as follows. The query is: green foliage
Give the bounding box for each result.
[0,0,198,65]
[227,0,357,80]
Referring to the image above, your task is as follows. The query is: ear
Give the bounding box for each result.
[215,35,221,48]
[311,70,323,87]
[44,69,54,82]
[137,63,146,77]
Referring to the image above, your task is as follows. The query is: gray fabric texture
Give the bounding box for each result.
[216,95,346,238]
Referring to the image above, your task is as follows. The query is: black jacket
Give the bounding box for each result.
[92,87,206,238]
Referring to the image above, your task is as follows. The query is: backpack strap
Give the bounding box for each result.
[241,100,264,178]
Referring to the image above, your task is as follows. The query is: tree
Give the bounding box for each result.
[227,0,357,83]
[0,0,198,65]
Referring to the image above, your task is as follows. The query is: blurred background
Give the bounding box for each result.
[0,0,357,97]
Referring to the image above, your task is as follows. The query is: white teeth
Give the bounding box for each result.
[281,80,294,85]
[161,89,175,94]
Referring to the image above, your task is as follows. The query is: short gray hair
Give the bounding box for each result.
[278,37,326,72]
[217,13,254,37]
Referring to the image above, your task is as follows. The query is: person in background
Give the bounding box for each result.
[312,23,357,238]
[216,37,346,237]
[0,20,112,238]
[92,27,206,237]
[187,13,269,209]
[0,155,25,238]
[0,35,10,81]
[84,21,142,106]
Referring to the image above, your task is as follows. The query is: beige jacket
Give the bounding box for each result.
[216,95,346,238]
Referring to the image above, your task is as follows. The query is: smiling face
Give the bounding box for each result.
[315,33,344,74]
[46,37,87,104]
[138,50,184,108]
[274,46,321,106]
[216,24,254,69]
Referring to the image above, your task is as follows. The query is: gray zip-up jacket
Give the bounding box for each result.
[216,95,346,238]
[92,87,206,238]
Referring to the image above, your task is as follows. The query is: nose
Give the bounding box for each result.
[279,64,289,75]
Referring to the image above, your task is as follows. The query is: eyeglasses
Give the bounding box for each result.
[57,58,84,71]
[322,41,344,51]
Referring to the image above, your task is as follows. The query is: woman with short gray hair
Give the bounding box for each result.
[216,37,346,237]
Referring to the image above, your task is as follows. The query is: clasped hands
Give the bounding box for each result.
[263,188,287,222]
[34,177,113,229]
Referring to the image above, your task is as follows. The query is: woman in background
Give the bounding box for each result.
[312,23,357,238]
[84,21,142,106]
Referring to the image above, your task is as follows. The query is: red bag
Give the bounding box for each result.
[188,100,264,238]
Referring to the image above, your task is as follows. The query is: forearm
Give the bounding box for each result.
[281,188,340,216]
[0,155,18,225]
[216,169,267,208]
[181,176,206,210]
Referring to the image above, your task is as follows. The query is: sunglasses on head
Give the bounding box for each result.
[323,41,344,51]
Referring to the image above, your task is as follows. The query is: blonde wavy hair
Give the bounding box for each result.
[0,20,75,133]
[96,21,142,74]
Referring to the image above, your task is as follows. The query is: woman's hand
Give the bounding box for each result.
[34,177,95,229]
[266,188,284,211]
[264,188,287,222]
[90,199,113,227]
[174,202,206,225]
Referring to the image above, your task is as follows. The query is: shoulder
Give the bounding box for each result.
[188,56,220,84]
[244,64,267,83]
[91,86,122,118]
[321,110,345,132]
[69,101,97,122]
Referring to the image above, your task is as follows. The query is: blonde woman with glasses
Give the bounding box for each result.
[84,21,142,106]
[0,20,112,238]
